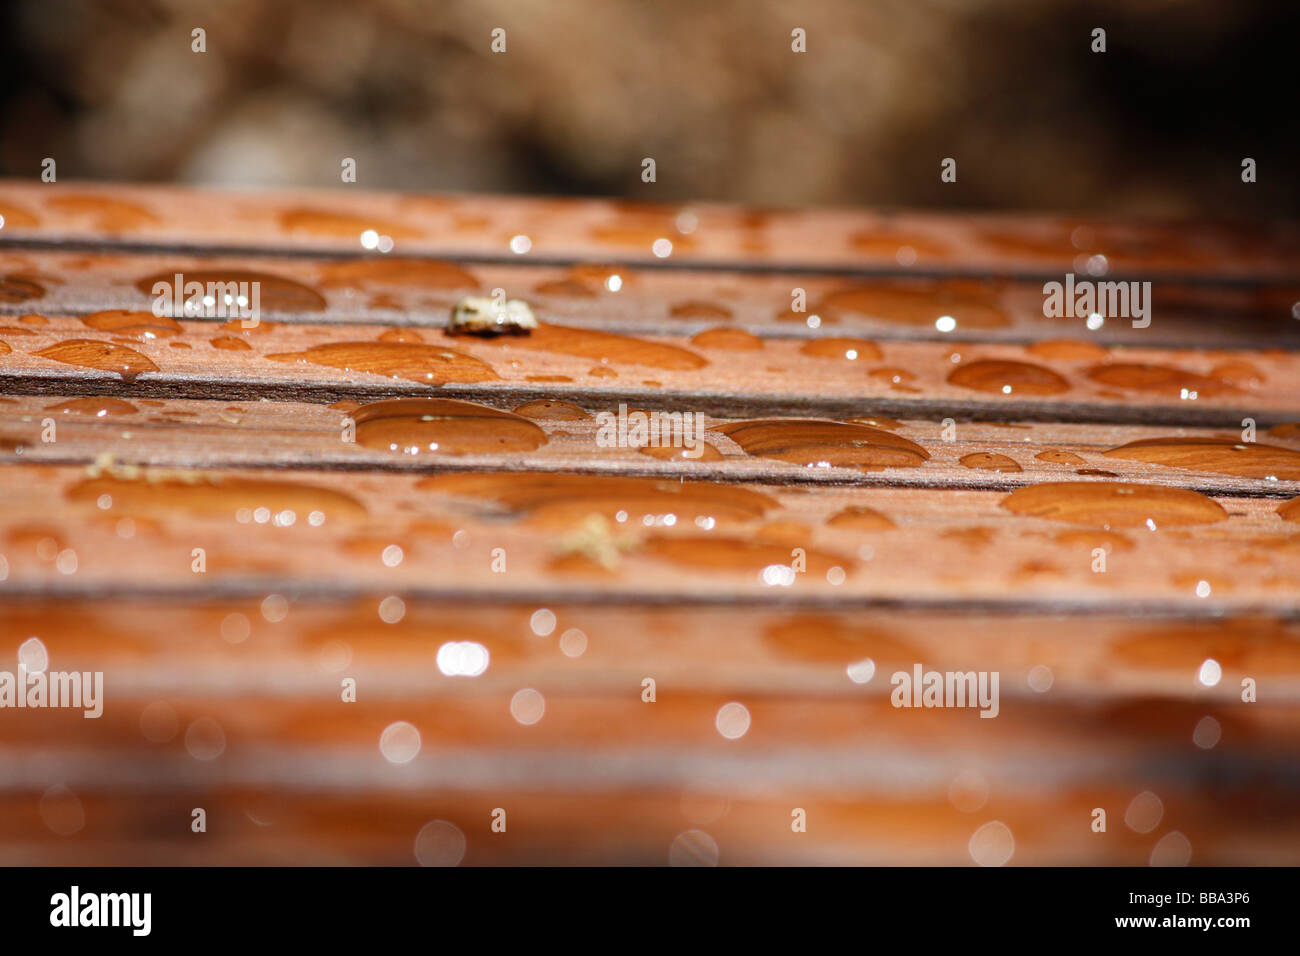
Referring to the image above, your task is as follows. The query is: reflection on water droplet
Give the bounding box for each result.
[818,283,1008,328]
[185,717,227,760]
[845,657,875,683]
[559,628,588,658]
[1197,658,1221,687]
[715,701,751,739]
[36,339,159,382]
[948,360,1069,396]
[1124,791,1163,833]
[510,688,546,725]
[352,398,546,456]
[530,608,557,637]
[437,641,490,677]
[800,338,883,362]
[669,829,719,867]
[1192,715,1221,749]
[18,636,48,673]
[378,595,406,624]
[1027,664,1054,692]
[221,612,251,644]
[639,442,724,462]
[1149,831,1192,867]
[261,594,289,623]
[379,721,421,764]
[81,309,182,340]
[414,820,466,866]
[968,821,1014,866]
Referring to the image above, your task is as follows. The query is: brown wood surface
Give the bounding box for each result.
[1,181,1298,866]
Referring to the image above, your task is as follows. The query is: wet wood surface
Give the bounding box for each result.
[1,181,1298,865]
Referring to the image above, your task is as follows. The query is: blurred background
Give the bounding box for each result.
[0,0,1295,217]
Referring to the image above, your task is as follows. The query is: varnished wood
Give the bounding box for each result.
[1,182,1298,865]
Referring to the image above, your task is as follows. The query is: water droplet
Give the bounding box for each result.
[1000,482,1227,528]
[968,821,1014,866]
[1035,449,1086,465]
[959,452,1022,472]
[45,397,138,417]
[436,641,490,677]
[511,399,590,421]
[135,268,326,312]
[139,701,179,743]
[1104,437,1300,480]
[378,595,406,624]
[352,398,546,456]
[268,342,499,385]
[475,322,707,371]
[948,771,989,813]
[948,360,1070,396]
[669,829,719,867]
[530,608,557,637]
[1086,363,1236,398]
[39,785,85,836]
[715,701,751,739]
[800,338,883,362]
[379,721,421,763]
[510,688,546,725]
[1149,831,1192,867]
[185,716,227,760]
[1192,715,1221,749]
[1027,665,1054,692]
[716,419,929,471]
[414,820,466,866]
[36,339,159,382]
[559,628,588,657]
[690,327,762,350]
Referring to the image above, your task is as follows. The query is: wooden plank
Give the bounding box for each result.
[3,312,1298,426]
[2,181,1297,279]
[1,462,1297,611]
[3,393,1300,497]
[3,248,1297,350]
